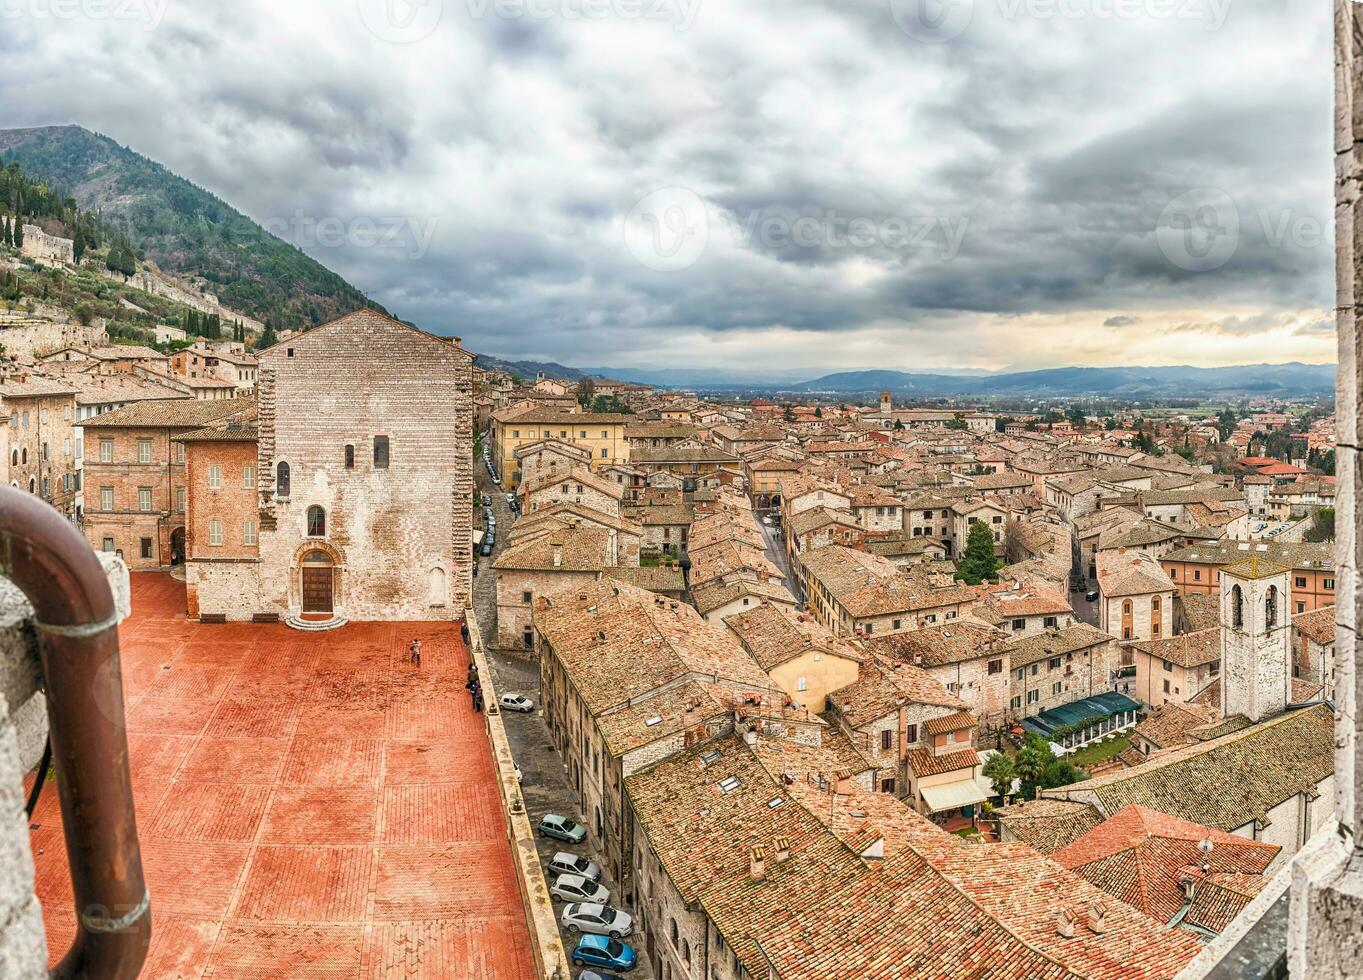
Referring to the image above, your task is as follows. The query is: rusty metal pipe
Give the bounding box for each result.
[0,488,150,980]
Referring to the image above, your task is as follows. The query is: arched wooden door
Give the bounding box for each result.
[300,550,335,614]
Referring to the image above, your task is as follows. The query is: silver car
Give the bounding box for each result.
[562,902,634,939]
[500,693,535,713]
[551,873,609,905]
[549,852,601,882]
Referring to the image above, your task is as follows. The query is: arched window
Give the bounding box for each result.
[27,478,35,494]
[276,461,291,497]
[8,449,15,466]
[429,566,447,606]
[1151,596,1161,611]
[1265,585,1278,628]
[345,444,355,469]
[1122,599,1132,615]
[682,939,691,965]
[20,448,26,465]
[670,920,678,947]
[1232,585,1244,629]
[307,506,326,538]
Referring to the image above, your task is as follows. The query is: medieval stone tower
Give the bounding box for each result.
[1219,557,1292,723]
[880,391,893,416]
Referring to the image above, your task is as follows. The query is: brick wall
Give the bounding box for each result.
[80,425,188,569]
[4,394,78,518]
[184,437,260,619]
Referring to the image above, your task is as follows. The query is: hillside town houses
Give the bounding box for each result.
[0,320,1346,978]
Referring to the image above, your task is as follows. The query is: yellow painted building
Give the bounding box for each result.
[492,407,630,487]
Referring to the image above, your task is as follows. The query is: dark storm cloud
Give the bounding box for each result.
[0,0,1333,369]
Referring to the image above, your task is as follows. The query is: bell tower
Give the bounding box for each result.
[1219,557,1292,723]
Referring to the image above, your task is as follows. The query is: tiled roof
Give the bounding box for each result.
[603,565,686,594]
[994,799,1105,855]
[1177,593,1221,632]
[1095,551,1174,598]
[1003,624,1114,669]
[0,374,79,398]
[921,710,977,738]
[827,656,964,728]
[1052,804,1277,930]
[1133,701,1220,751]
[799,546,976,618]
[491,526,610,572]
[907,746,979,777]
[1163,540,1334,572]
[725,604,863,672]
[692,578,798,616]
[77,395,255,429]
[866,621,1010,668]
[1293,606,1336,646]
[1044,704,1334,832]
[1131,628,1221,669]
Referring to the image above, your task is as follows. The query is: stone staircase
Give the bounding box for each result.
[284,613,349,632]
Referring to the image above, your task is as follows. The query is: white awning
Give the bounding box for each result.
[474,529,485,545]
[919,777,990,813]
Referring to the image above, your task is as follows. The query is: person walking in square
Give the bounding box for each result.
[410,638,421,667]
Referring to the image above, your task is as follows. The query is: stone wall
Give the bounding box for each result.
[19,225,73,266]
[0,315,106,359]
[249,313,474,622]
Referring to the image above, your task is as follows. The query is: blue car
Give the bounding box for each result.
[571,935,636,972]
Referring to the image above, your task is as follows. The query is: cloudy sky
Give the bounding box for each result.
[0,0,1334,376]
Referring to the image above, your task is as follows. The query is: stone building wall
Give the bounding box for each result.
[183,438,260,619]
[0,316,106,358]
[19,224,73,266]
[249,312,474,622]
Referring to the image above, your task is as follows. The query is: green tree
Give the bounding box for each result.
[1306,507,1336,543]
[11,217,22,250]
[954,520,1001,585]
[945,413,969,431]
[982,752,1016,799]
[577,377,596,407]
[1012,733,1088,800]
[1066,406,1086,428]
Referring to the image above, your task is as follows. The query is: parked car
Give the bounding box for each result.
[577,972,625,980]
[549,852,601,882]
[562,903,634,939]
[571,935,637,973]
[481,541,493,557]
[482,494,492,507]
[552,873,610,905]
[505,493,516,505]
[500,693,534,713]
[1085,590,1099,602]
[539,813,587,844]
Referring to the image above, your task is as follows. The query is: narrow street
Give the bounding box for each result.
[760,516,802,604]
[473,439,656,977]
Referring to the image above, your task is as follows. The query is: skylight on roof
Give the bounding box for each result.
[700,749,723,767]
[767,796,784,809]
[718,776,742,794]
[645,715,663,727]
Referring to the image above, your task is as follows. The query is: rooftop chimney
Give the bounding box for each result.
[1056,910,1077,938]
[750,845,767,881]
[1087,904,1108,935]
[774,836,791,863]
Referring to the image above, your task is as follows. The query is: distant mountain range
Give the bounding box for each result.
[475,358,1335,398]
[0,125,385,330]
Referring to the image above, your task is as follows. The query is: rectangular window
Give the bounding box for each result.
[1010,695,1021,709]
[1044,616,1057,628]
[101,537,114,553]
[905,723,917,743]
[243,465,256,488]
[600,448,608,458]
[1163,678,1171,694]
[175,443,185,465]
[1012,618,1025,631]
[1026,690,1039,704]
[99,487,114,511]
[208,466,222,489]
[522,591,533,603]
[138,488,153,512]
[880,730,892,751]
[99,438,114,463]
[988,659,1002,675]
[1325,578,1336,590]
[1297,602,1306,614]
[1048,657,1062,670]
[243,520,258,546]
[1193,569,1201,581]
[1052,681,1062,695]
[209,520,223,546]
[176,487,187,513]
[374,435,390,468]
[1296,576,1308,588]
[140,538,153,560]
[138,439,152,464]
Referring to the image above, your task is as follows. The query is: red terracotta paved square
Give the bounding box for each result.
[206,923,367,979]
[259,786,380,844]
[30,574,532,978]
[147,782,272,842]
[177,737,291,784]
[234,845,374,922]
[279,736,384,787]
